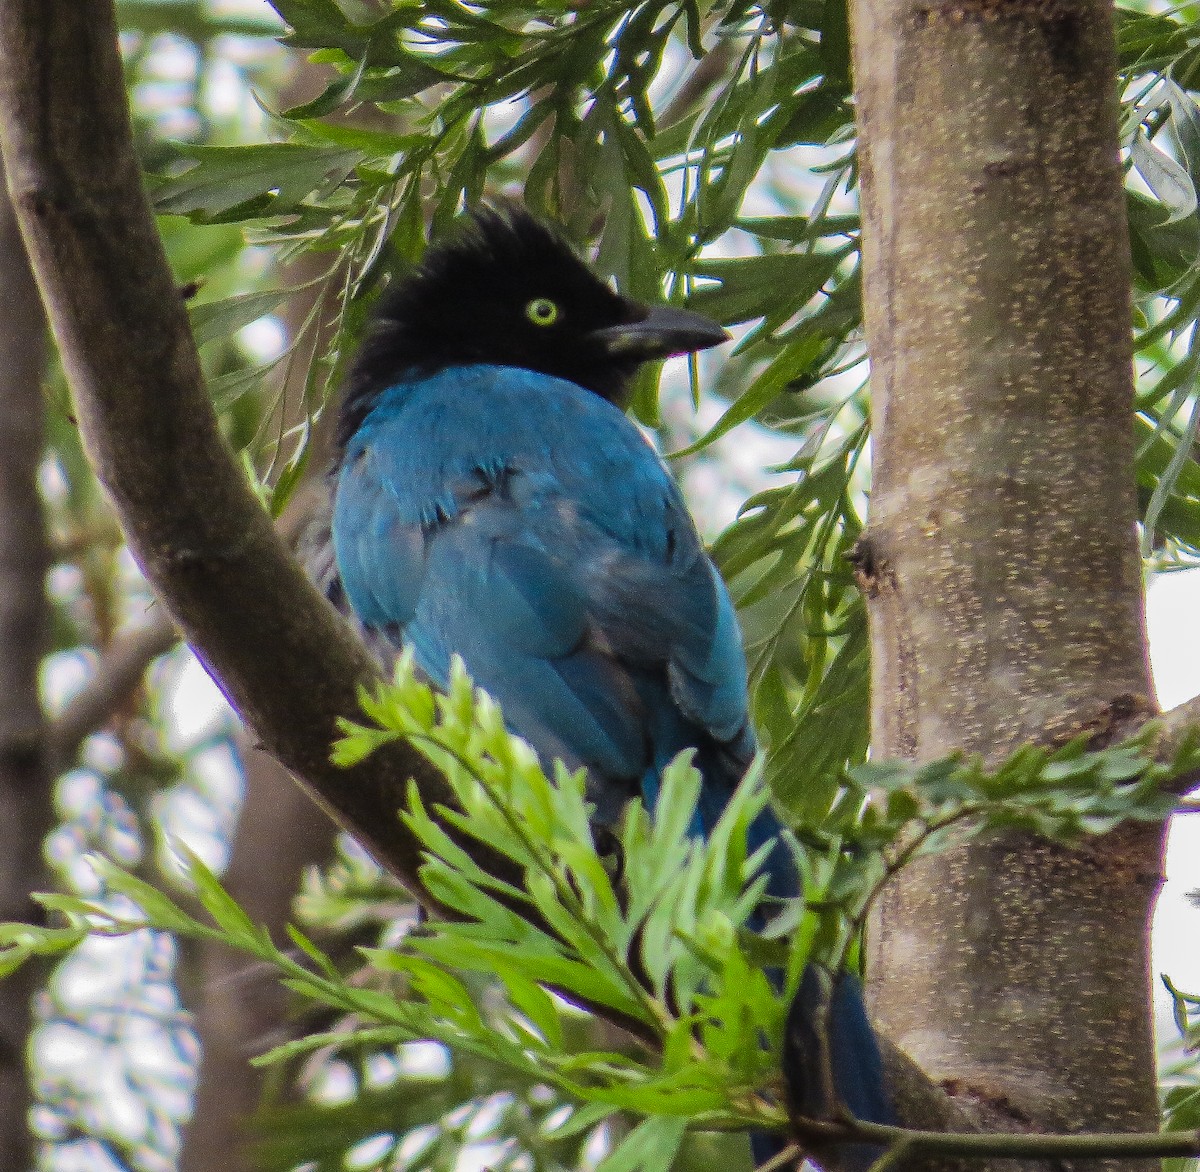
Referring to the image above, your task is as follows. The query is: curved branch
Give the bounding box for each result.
[0,0,486,897]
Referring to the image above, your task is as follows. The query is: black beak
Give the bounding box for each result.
[590,304,729,361]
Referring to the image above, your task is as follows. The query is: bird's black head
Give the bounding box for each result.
[334,206,727,455]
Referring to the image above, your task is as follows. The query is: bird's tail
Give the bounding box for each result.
[639,716,892,1170]
[781,967,893,1171]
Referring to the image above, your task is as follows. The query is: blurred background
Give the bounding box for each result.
[2,3,1198,1171]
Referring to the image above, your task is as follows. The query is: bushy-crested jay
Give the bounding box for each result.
[324,206,890,1167]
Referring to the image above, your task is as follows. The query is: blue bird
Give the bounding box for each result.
[325,207,890,1167]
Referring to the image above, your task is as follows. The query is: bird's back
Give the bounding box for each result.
[331,365,780,847]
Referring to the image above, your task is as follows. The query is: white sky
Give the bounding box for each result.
[1147,568,1200,1036]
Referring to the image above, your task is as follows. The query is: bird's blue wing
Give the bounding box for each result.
[332,442,428,632]
[331,366,754,823]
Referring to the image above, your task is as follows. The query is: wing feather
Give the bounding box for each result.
[331,364,753,820]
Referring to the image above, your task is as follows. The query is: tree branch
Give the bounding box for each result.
[659,40,734,128]
[46,613,178,775]
[1159,692,1200,795]
[803,1121,1200,1164]
[0,0,496,900]
[849,0,1164,1165]
[0,148,51,1172]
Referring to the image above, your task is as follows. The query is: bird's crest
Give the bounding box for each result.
[335,206,642,456]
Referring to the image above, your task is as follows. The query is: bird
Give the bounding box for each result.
[322,205,891,1167]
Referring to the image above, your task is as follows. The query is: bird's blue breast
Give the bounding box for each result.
[341,365,672,539]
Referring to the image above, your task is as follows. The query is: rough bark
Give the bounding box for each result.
[0,158,51,1172]
[0,0,507,902]
[850,0,1162,1159]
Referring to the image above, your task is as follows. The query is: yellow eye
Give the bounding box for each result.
[525,297,560,327]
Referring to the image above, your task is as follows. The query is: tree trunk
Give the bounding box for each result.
[0,159,51,1172]
[180,745,336,1172]
[850,0,1162,1157]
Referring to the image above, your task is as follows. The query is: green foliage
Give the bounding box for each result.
[336,662,1198,1030]
[770,726,1200,969]
[1118,12,1200,565]
[720,417,867,819]
[851,729,1191,843]
[6,658,804,1170]
[1164,974,1200,1053]
[3,656,1193,1170]
[158,143,365,220]
[1162,974,1200,1172]
[334,653,790,1120]
[146,1,867,519]
[123,0,1200,808]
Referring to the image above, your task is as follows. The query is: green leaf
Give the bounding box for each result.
[265,0,352,44]
[189,290,290,346]
[294,119,428,158]
[252,1025,412,1069]
[177,845,266,947]
[595,1116,687,1172]
[207,362,275,410]
[1131,132,1198,224]
[86,856,210,936]
[0,923,88,977]
[669,335,826,457]
[286,924,340,981]
[494,967,565,1048]
[1166,79,1200,178]
[686,252,842,327]
[155,144,363,220]
[819,0,852,92]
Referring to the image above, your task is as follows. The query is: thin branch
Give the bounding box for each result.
[46,614,178,774]
[751,1141,803,1172]
[1160,692,1200,795]
[803,1119,1200,1163]
[44,490,330,778]
[659,39,734,128]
